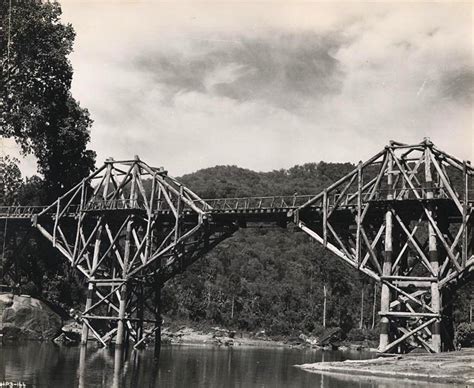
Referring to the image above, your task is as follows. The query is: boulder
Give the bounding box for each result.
[0,293,62,341]
[57,321,82,344]
[53,333,79,346]
[62,321,82,338]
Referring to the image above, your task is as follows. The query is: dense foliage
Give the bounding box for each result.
[456,322,474,347]
[0,1,94,312]
[1,0,95,200]
[163,163,379,336]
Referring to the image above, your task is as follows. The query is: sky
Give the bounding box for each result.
[3,1,473,176]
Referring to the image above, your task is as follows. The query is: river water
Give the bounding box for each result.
[0,343,455,387]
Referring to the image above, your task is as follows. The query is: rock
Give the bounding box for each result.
[53,332,79,346]
[57,321,82,344]
[212,327,229,338]
[0,293,62,341]
[299,333,308,342]
[62,321,82,337]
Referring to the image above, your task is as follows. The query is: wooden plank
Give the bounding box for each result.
[360,226,383,274]
[392,211,436,276]
[424,208,462,273]
[382,318,436,353]
[299,221,380,281]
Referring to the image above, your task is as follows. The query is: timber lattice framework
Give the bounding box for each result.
[0,138,473,354]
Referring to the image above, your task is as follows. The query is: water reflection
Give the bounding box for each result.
[0,343,457,387]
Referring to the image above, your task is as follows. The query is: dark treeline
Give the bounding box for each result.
[159,163,471,338]
[167,162,376,337]
[164,162,473,339]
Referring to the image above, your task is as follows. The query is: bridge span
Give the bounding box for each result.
[1,139,473,354]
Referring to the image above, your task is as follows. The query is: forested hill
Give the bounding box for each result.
[163,162,376,337]
[179,162,355,198]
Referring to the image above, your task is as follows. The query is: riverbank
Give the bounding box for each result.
[162,325,288,347]
[161,324,376,350]
[0,292,374,350]
[296,349,474,385]
[159,318,378,351]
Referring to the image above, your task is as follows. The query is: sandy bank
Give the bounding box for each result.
[296,349,474,385]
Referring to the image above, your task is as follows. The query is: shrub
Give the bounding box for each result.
[455,322,474,347]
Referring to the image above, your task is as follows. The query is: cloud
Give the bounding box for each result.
[11,1,471,178]
[132,32,346,110]
[439,67,474,104]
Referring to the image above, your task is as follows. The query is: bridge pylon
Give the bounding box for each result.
[295,139,473,353]
[32,156,237,347]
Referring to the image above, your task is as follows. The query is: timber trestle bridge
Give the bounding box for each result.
[1,139,473,355]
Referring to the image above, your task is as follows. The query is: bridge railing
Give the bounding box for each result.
[201,195,317,211]
[369,187,451,201]
[83,199,204,212]
[1,186,472,219]
[0,205,48,218]
[83,199,143,211]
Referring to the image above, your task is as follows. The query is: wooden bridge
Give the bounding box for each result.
[1,138,473,354]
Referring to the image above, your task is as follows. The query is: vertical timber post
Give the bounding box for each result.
[81,283,94,346]
[116,158,139,348]
[379,148,393,352]
[425,146,441,352]
[81,221,103,346]
[116,217,132,347]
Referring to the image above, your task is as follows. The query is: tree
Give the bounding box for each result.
[1,0,95,200]
[0,155,22,205]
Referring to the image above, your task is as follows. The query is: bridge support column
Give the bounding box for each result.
[81,284,94,346]
[116,283,128,347]
[117,217,133,347]
[81,222,103,346]
[428,212,441,353]
[425,148,442,353]
[379,208,393,352]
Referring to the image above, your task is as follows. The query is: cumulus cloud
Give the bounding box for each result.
[134,32,346,109]
[10,1,472,177]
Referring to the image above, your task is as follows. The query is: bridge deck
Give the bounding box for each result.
[0,193,472,223]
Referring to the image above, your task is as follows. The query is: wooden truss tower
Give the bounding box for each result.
[33,156,236,348]
[294,139,473,353]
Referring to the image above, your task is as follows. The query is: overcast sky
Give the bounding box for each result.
[5,1,473,176]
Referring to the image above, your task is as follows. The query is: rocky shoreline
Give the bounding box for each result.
[160,325,377,351]
[0,292,374,351]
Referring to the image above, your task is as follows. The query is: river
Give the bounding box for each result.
[0,343,456,387]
